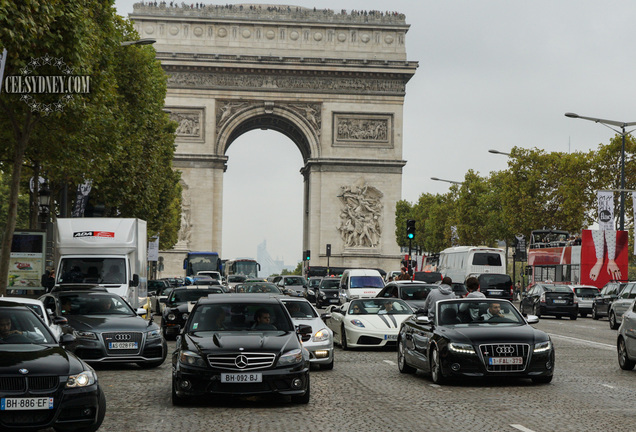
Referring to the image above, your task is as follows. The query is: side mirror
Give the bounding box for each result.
[60,333,76,345]
[525,314,539,324]
[415,315,430,325]
[131,274,140,287]
[53,316,68,325]
[136,308,147,316]
[297,324,312,343]
[320,313,332,321]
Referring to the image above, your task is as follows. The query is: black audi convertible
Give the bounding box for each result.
[397,298,554,384]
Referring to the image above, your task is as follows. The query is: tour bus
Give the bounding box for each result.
[183,251,222,277]
[526,229,628,290]
[437,246,506,284]
[223,258,261,280]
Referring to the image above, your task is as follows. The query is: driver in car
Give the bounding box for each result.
[0,316,22,340]
[482,303,505,320]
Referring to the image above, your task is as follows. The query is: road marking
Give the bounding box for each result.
[429,384,441,388]
[548,333,615,351]
[510,425,536,432]
[383,360,396,366]
[602,384,614,389]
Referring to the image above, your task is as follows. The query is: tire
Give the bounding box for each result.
[555,315,562,319]
[322,357,334,370]
[569,314,577,320]
[533,304,541,319]
[580,312,587,318]
[532,375,553,384]
[291,375,310,404]
[398,339,416,374]
[171,379,189,406]
[592,305,599,320]
[55,387,106,432]
[609,311,619,330]
[430,346,446,385]
[340,326,348,350]
[618,337,636,370]
[520,302,525,314]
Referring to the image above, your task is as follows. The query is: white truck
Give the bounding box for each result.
[54,218,148,308]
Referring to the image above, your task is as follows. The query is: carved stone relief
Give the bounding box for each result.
[337,181,383,248]
[166,71,406,95]
[333,113,392,147]
[176,180,192,248]
[168,108,204,142]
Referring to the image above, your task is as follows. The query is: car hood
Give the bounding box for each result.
[185,331,299,354]
[440,324,548,345]
[353,314,411,330]
[0,344,84,376]
[66,315,155,333]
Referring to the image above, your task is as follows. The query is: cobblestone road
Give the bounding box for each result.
[44,314,636,432]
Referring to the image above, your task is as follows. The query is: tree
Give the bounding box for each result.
[394,199,413,248]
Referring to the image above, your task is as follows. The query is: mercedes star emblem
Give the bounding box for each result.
[235,355,249,369]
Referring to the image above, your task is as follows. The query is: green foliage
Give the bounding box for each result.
[281,262,303,275]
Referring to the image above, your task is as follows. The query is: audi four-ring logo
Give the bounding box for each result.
[496,346,515,355]
[235,355,249,369]
[114,334,131,341]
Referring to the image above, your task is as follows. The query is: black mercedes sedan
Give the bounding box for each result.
[397,298,554,385]
[40,290,167,368]
[161,286,225,340]
[171,294,312,405]
[0,301,106,432]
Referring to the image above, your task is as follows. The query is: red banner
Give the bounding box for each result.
[580,229,628,287]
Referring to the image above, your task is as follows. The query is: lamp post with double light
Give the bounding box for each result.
[565,112,636,231]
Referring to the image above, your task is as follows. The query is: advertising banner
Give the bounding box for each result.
[580,229,628,287]
[597,191,614,230]
[8,232,46,291]
[633,192,636,254]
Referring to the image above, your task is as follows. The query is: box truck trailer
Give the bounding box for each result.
[54,218,147,308]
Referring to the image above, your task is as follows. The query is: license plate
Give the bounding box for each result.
[109,342,138,350]
[552,299,567,304]
[1,397,54,411]
[384,334,398,340]
[220,373,262,383]
[489,357,522,365]
[489,291,503,295]
[329,299,339,303]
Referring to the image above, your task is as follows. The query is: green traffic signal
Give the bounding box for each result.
[406,219,416,239]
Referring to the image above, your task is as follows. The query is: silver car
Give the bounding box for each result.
[609,282,636,329]
[617,299,636,370]
[281,297,334,370]
[567,285,600,318]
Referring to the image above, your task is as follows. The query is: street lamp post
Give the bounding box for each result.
[565,112,636,231]
[120,38,157,46]
[430,177,463,185]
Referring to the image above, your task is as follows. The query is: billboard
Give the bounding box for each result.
[580,229,628,287]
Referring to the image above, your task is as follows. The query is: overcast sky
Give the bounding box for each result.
[115,0,636,265]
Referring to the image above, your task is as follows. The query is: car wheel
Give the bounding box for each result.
[291,375,310,404]
[569,314,577,320]
[322,356,334,371]
[580,312,587,318]
[430,346,446,385]
[171,379,190,406]
[555,315,562,319]
[340,326,348,350]
[609,311,619,330]
[398,339,416,374]
[618,337,636,370]
[520,302,525,314]
[592,305,599,320]
[533,304,541,318]
[531,375,553,384]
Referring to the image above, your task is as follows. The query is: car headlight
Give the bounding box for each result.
[66,370,97,388]
[181,313,189,320]
[277,348,303,367]
[73,331,97,340]
[448,342,475,354]
[320,292,326,298]
[534,340,552,353]
[167,313,176,321]
[146,329,161,339]
[307,289,315,296]
[179,350,206,367]
[350,319,365,328]
[312,328,331,342]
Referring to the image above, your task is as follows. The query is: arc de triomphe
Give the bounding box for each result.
[130,4,418,275]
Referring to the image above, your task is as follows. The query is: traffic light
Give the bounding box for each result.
[406,219,416,240]
[305,250,311,261]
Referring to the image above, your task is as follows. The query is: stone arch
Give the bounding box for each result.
[215,103,321,160]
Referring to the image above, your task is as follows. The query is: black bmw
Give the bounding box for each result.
[397,298,554,384]
[0,301,106,431]
[172,294,312,405]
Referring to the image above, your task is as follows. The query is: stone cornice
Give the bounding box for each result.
[301,158,406,176]
[173,153,228,170]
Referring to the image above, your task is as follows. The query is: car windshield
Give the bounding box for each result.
[348,299,412,315]
[479,274,511,289]
[245,283,281,294]
[400,285,432,301]
[60,293,135,316]
[187,303,293,332]
[573,287,599,297]
[309,279,322,288]
[320,279,340,289]
[436,300,525,326]
[350,276,384,289]
[413,272,442,283]
[169,289,222,304]
[284,277,305,286]
[0,308,56,344]
[283,301,318,319]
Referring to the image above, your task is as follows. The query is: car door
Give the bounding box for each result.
[601,284,619,316]
[614,284,636,323]
[325,305,345,343]
[624,300,636,353]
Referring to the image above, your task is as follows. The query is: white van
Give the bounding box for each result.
[339,269,385,304]
[437,246,506,284]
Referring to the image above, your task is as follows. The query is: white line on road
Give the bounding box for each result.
[602,384,614,389]
[510,425,536,432]
[548,333,615,350]
[429,384,441,388]
[383,360,396,366]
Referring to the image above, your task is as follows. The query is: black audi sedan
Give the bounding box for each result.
[397,298,554,385]
[0,301,106,431]
[171,294,312,405]
[161,286,225,340]
[40,290,167,368]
